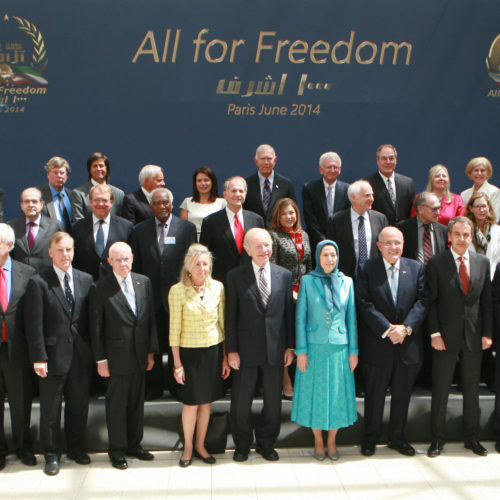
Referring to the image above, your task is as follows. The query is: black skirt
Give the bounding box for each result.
[179,342,225,405]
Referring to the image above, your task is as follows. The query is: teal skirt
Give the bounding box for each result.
[291,343,357,430]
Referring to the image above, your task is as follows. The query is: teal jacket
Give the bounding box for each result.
[295,272,358,356]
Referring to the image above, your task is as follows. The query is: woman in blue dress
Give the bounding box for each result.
[291,240,358,461]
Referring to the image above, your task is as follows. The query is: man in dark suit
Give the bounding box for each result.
[397,192,448,264]
[70,152,125,220]
[24,232,94,475]
[71,184,133,281]
[356,226,428,457]
[121,164,165,225]
[243,144,296,228]
[226,228,294,462]
[38,156,75,232]
[426,216,493,458]
[491,262,500,453]
[0,223,37,470]
[130,187,196,399]
[90,242,159,470]
[9,187,63,271]
[200,176,265,283]
[366,144,415,226]
[326,180,388,278]
[302,151,350,254]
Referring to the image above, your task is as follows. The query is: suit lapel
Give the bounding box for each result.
[16,218,30,255]
[468,253,482,297]
[49,268,72,319]
[375,174,396,217]
[444,250,462,294]
[243,264,265,311]
[131,274,144,319]
[375,257,395,308]
[6,262,23,313]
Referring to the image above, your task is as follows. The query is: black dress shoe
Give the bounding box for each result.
[194,450,216,464]
[67,451,91,465]
[465,441,488,456]
[0,456,5,471]
[427,441,444,457]
[127,448,154,461]
[179,455,192,467]
[145,390,163,401]
[111,456,128,470]
[18,451,37,466]
[361,442,375,456]
[233,449,249,462]
[495,441,500,453]
[387,441,415,457]
[255,447,279,461]
[44,459,60,476]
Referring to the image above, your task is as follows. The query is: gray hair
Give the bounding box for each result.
[20,187,42,202]
[414,191,439,211]
[138,165,163,187]
[255,144,276,158]
[150,187,174,204]
[319,151,342,168]
[223,176,247,192]
[0,223,15,248]
[243,227,271,251]
[108,241,132,259]
[347,180,371,201]
[44,156,71,174]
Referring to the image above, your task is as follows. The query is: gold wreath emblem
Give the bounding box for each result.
[486,34,500,86]
[12,16,48,73]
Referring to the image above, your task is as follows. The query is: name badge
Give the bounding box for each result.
[165,236,176,245]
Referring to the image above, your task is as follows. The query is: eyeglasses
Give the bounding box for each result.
[380,241,403,247]
[422,205,441,212]
[472,204,488,210]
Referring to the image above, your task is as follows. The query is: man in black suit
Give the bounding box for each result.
[491,262,500,453]
[72,184,133,281]
[38,156,75,232]
[226,228,294,462]
[121,164,165,225]
[326,180,388,278]
[302,151,350,254]
[90,242,159,470]
[356,226,428,457]
[130,187,196,399]
[397,192,448,264]
[366,144,415,226]
[243,144,296,228]
[24,232,94,475]
[0,223,37,470]
[426,216,493,458]
[70,152,125,220]
[9,187,63,271]
[200,176,265,283]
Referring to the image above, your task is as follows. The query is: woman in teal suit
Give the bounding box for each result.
[291,240,358,461]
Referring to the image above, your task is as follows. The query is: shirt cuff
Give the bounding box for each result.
[97,359,108,364]
[33,362,46,368]
[430,333,441,338]
[381,327,391,339]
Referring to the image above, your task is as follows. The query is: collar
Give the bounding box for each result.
[382,257,400,272]
[141,187,152,203]
[323,178,337,191]
[351,207,367,221]
[378,171,395,183]
[155,214,172,227]
[226,206,243,220]
[450,247,469,262]
[417,217,434,230]
[53,264,73,281]
[49,184,66,198]
[258,171,275,187]
[113,271,131,287]
[1,256,12,273]
[26,214,42,225]
[252,260,270,274]
[92,213,111,225]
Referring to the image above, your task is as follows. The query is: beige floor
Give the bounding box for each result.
[1,443,499,499]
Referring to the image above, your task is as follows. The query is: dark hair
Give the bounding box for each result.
[465,192,496,227]
[192,166,219,203]
[87,152,110,182]
[271,197,302,231]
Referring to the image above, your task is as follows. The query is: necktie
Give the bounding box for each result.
[389,265,398,304]
[358,216,368,266]
[158,222,166,253]
[58,192,71,231]
[387,178,396,205]
[423,224,433,265]
[234,214,244,254]
[64,272,74,314]
[262,178,272,212]
[458,256,470,295]
[258,267,270,307]
[123,279,137,317]
[95,219,105,258]
[27,221,36,251]
[0,267,8,342]
[326,185,333,216]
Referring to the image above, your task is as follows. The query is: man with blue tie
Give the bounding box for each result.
[39,156,75,232]
[356,226,428,457]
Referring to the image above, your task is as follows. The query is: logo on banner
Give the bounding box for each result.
[0,14,48,113]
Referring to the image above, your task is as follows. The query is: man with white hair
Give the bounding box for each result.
[121,164,165,225]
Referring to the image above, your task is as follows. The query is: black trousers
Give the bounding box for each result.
[493,349,500,441]
[230,362,283,452]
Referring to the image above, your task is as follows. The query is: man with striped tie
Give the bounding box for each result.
[89,242,159,470]
[225,228,294,462]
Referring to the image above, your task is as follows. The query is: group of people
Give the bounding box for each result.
[0,144,499,477]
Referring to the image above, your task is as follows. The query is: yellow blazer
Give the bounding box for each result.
[168,278,225,348]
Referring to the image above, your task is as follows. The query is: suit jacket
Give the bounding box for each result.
[200,208,265,283]
[130,215,197,313]
[243,172,296,227]
[366,171,415,225]
[24,267,94,376]
[295,272,358,356]
[302,178,350,248]
[120,189,153,225]
[38,183,76,227]
[225,262,294,367]
[89,272,159,375]
[71,214,133,281]
[396,217,448,262]
[426,249,492,354]
[491,261,500,349]
[0,259,36,364]
[8,215,63,271]
[70,181,125,220]
[356,256,427,365]
[326,209,388,278]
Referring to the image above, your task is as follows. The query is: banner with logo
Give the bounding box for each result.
[1,0,499,219]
